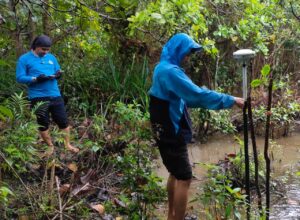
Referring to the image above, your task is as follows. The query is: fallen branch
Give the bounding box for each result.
[55,176,63,220]
[49,159,56,206]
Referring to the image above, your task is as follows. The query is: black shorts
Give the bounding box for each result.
[30,97,68,131]
[157,141,192,180]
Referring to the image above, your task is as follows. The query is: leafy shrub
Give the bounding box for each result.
[108,101,166,218]
[191,108,236,141]
[199,162,247,220]
[0,93,40,174]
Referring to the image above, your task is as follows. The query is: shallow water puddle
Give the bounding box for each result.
[155,132,300,219]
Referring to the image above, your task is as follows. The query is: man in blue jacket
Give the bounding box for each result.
[149,33,244,220]
[16,35,79,155]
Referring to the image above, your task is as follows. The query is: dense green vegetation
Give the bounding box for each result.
[1,0,300,219]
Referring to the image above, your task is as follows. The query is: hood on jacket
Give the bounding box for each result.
[160,33,202,66]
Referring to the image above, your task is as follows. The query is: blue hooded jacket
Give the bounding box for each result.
[149,33,235,144]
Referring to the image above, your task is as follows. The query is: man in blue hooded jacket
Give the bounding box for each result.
[149,33,244,220]
[16,35,79,155]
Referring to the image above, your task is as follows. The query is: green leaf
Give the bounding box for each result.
[232,187,241,193]
[105,6,114,13]
[0,105,13,120]
[151,13,163,19]
[0,113,5,121]
[251,79,262,88]
[225,204,233,217]
[225,185,233,194]
[234,209,242,219]
[261,64,271,76]
[0,59,10,67]
[296,171,300,176]
[106,0,117,6]
[92,145,101,152]
[0,186,14,197]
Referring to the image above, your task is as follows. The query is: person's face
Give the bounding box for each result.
[181,53,192,74]
[181,51,202,75]
[183,54,191,63]
[35,47,50,57]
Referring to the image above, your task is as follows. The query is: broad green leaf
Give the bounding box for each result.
[0,186,14,197]
[225,185,233,194]
[261,64,271,76]
[232,187,241,193]
[105,6,114,13]
[251,79,262,88]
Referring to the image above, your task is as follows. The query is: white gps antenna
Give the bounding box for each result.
[233,49,256,99]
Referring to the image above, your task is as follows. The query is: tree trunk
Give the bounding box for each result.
[9,0,24,57]
[28,11,36,43]
[42,0,50,36]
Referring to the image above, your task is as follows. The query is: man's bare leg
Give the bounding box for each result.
[61,126,79,153]
[167,175,176,220]
[173,178,192,220]
[40,129,54,156]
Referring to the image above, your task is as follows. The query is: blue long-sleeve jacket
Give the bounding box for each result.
[16,51,61,99]
[149,33,235,144]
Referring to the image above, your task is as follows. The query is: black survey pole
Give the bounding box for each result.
[243,97,251,220]
[233,50,255,220]
[248,96,263,213]
[248,61,263,214]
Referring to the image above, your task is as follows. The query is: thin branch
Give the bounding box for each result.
[290,2,300,21]
[77,0,124,21]
[206,0,232,15]
[26,0,79,42]
[49,159,56,208]
[264,72,273,220]
[22,0,34,15]
[98,12,123,21]
[36,0,77,13]
[135,27,165,43]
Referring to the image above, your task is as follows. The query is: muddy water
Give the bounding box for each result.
[155,132,300,219]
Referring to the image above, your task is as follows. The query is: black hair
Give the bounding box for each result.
[31,35,52,50]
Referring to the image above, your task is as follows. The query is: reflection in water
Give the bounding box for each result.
[155,132,300,219]
[271,182,300,220]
